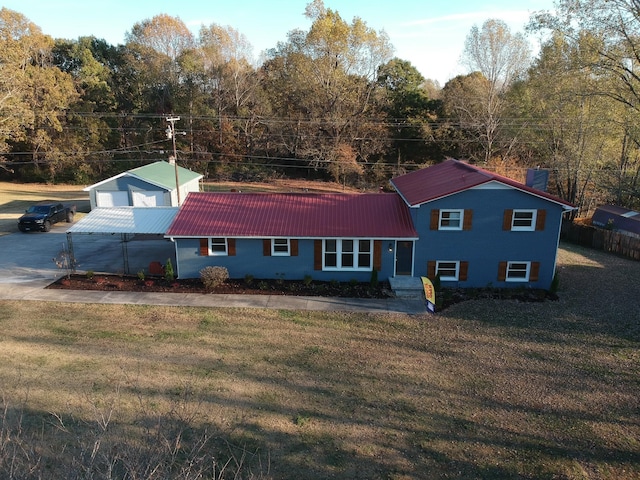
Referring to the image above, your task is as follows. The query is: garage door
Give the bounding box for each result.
[132,190,165,206]
[96,190,129,207]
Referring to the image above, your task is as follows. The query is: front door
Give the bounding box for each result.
[395,241,413,276]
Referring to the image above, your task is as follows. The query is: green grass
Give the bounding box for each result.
[0,244,638,479]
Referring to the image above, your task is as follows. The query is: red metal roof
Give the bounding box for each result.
[166,192,418,238]
[391,159,575,208]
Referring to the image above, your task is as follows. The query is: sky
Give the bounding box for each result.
[3,0,555,85]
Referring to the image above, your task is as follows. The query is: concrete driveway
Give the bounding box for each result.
[0,223,176,284]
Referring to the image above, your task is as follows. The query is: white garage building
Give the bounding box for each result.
[84,161,203,209]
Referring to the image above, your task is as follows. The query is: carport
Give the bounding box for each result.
[66,207,178,275]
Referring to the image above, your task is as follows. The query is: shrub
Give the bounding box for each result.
[244,274,254,285]
[200,266,229,290]
[137,270,145,281]
[86,270,94,280]
[370,269,378,288]
[303,274,313,286]
[164,259,175,282]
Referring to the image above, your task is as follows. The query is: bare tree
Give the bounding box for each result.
[456,19,531,164]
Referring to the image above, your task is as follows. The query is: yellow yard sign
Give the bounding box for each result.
[421,276,436,313]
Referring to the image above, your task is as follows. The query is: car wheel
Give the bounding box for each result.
[66,212,74,223]
[43,221,51,232]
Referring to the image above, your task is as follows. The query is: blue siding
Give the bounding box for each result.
[175,238,397,282]
[90,177,170,208]
[97,176,167,193]
[411,188,565,289]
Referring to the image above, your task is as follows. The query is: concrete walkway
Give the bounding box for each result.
[0,277,428,315]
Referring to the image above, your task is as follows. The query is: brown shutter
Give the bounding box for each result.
[291,239,299,256]
[263,239,271,256]
[314,240,322,270]
[535,210,547,231]
[459,261,469,281]
[498,261,507,281]
[430,209,439,230]
[228,238,236,256]
[199,238,209,256]
[427,261,436,279]
[503,210,513,230]
[463,210,473,230]
[530,262,540,282]
[373,240,382,271]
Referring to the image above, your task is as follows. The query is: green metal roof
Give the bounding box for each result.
[128,161,203,190]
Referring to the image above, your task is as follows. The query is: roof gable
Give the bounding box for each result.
[166,192,418,239]
[390,159,575,209]
[84,161,203,191]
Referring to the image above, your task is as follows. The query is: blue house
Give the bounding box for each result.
[165,159,575,289]
[390,160,575,289]
[166,192,418,282]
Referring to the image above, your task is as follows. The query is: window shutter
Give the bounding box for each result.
[430,209,439,230]
[459,261,469,281]
[263,239,271,256]
[427,261,436,279]
[530,262,540,281]
[314,240,322,270]
[228,238,236,256]
[498,261,507,281]
[535,210,547,231]
[503,210,513,230]
[463,210,473,230]
[373,240,382,271]
[199,238,209,256]
[291,239,299,256]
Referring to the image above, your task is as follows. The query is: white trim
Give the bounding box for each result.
[271,238,290,256]
[511,209,537,231]
[209,237,228,256]
[439,209,464,230]
[322,239,373,271]
[402,180,576,210]
[506,261,530,282]
[394,240,415,276]
[435,260,460,281]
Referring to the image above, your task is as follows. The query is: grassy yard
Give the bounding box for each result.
[0,243,638,479]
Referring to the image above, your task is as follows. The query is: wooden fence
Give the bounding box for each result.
[562,223,640,261]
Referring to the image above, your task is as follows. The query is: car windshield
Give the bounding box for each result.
[27,206,51,214]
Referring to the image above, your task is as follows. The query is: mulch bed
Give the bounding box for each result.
[47,274,394,298]
[48,274,558,311]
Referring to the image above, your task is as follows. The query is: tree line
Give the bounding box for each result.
[1,0,640,217]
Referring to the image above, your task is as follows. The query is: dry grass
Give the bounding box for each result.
[0,243,639,479]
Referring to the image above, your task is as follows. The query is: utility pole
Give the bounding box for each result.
[166,116,181,205]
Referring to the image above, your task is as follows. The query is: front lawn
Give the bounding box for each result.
[0,243,638,479]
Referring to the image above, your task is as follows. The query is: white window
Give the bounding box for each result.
[323,239,372,271]
[436,261,459,281]
[511,210,537,231]
[439,209,464,230]
[209,238,228,256]
[272,238,290,256]
[506,261,530,281]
